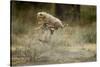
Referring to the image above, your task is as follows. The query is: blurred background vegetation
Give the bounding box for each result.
[11,1,96,66]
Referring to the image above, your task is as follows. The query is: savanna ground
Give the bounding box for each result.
[11,1,96,66]
[11,21,96,66]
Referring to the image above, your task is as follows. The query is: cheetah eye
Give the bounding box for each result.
[39,13,43,16]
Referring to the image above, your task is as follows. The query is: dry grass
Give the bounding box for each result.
[11,23,96,66]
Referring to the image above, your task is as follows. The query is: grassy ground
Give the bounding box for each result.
[11,22,96,66]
